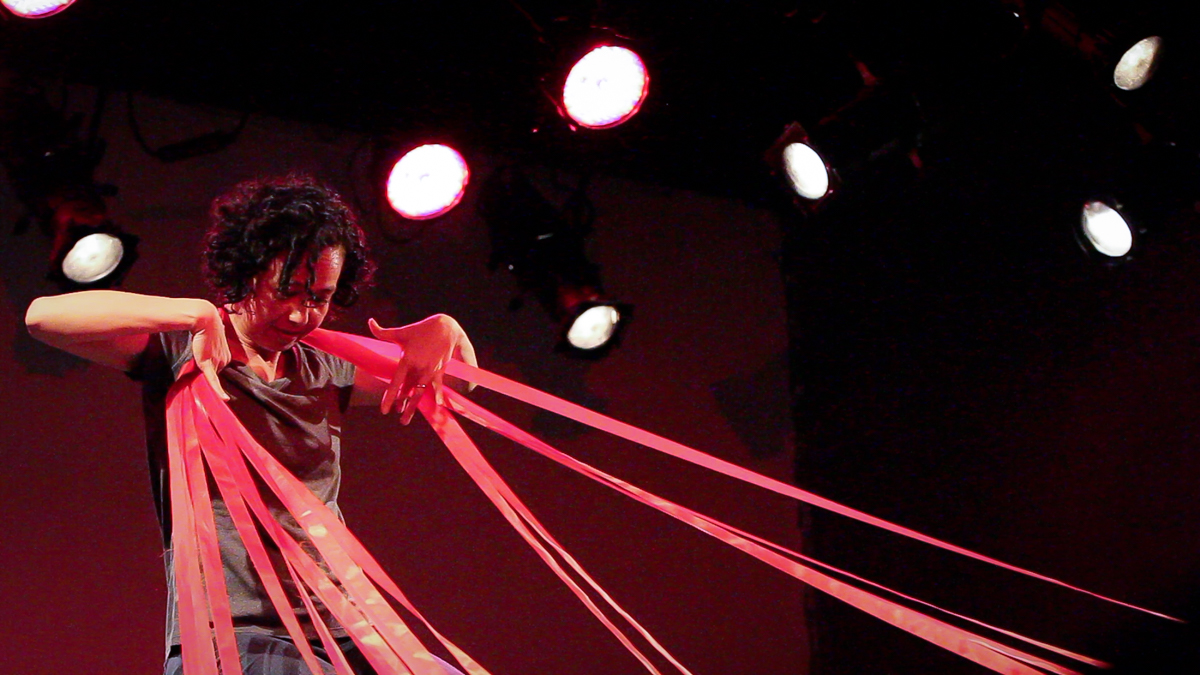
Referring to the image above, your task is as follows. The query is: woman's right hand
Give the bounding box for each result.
[190,301,232,400]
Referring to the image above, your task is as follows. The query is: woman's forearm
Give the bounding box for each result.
[25,290,219,348]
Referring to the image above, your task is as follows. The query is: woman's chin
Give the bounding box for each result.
[260,327,307,351]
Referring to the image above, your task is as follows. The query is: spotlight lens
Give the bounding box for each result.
[563,46,649,129]
[1,0,74,18]
[567,305,621,350]
[1081,201,1133,257]
[387,144,470,220]
[1114,36,1163,91]
[63,233,125,284]
[783,143,830,200]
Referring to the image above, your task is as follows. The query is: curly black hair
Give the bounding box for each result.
[203,175,375,308]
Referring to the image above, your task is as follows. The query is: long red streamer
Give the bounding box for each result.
[187,374,350,675]
[442,389,1101,674]
[194,378,489,675]
[194,378,477,675]
[304,328,1173,621]
[168,366,487,675]
[301,328,1180,672]
[161,325,1174,675]
[417,393,694,675]
[166,379,222,675]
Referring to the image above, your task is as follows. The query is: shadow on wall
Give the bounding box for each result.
[2,213,90,376]
[712,351,793,459]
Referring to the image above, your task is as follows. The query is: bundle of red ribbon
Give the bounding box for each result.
[162,327,1173,675]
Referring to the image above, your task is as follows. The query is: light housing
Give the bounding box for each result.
[566,304,622,351]
[1076,198,1135,261]
[1040,4,1169,93]
[479,166,632,358]
[1113,36,1164,91]
[782,142,831,201]
[386,143,470,220]
[766,88,921,212]
[1,0,75,18]
[556,287,632,357]
[561,44,650,129]
[49,223,140,290]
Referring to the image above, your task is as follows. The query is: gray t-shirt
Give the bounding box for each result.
[130,330,357,652]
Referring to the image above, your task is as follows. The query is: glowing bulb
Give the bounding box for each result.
[1114,36,1163,91]
[1,0,75,18]
[567,305,621,350]
[386,144,469,220]
[1081,201,1133,258]
[783,143,830,200]
[563,46,649,129]
[62,233,125,284]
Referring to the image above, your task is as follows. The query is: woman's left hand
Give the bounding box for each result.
[369,314,477,424]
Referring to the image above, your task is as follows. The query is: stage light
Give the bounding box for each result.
[783,142,831,200]
[562,45,649,129]
[566,304,622,351]
[61,233,123,284]
[386,144,469,220]
[479,166,631,357]
[1040,4,1169,93]
[1080,200,1133,258]
[0,0,74,18]
[1113,36,1163,91]
[766,87,921,212]
[0,69,138,289]
[46,194,140,290]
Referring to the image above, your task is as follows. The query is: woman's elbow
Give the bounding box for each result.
[25,297,47,331]
[25,296,59,343]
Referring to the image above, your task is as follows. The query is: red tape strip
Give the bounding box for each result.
[419,393,693,675]
[305,327,1174,621]
[300,327,1180,673]
[445,389,1097,675]
[188,375,341,675]
[193,378,474,675]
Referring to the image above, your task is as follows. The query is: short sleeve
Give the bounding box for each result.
[127,330,194,383]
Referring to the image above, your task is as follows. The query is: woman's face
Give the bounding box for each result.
[231,246,345,354]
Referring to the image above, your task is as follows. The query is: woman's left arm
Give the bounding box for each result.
[349,314,477,424]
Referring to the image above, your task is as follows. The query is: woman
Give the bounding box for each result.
[25,175,474,675]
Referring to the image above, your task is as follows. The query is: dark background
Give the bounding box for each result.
[5,1,1200,673]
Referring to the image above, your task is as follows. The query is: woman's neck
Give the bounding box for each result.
[225,310,284,381]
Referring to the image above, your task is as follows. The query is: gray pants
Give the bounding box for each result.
[163,633,465,675]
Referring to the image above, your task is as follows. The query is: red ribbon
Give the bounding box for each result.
[167,364,487,675]
[162,326,1177,674]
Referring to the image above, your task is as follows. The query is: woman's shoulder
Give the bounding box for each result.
[294,340,356,389]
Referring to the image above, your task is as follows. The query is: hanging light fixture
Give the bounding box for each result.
[1040,3,1169,93]
[44,186,140,289]
[1112,36,1164,91]
[479,165,631,357]
[0,0,75,19]
[766,85,922,212]
[1077,199,1135,259]
[561,44,650,129]
[385,143,470,220]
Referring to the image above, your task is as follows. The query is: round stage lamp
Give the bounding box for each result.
[1,0,75,18]
[566,305,622,351]
[1080,201,1133,258]
[562,46,649,129]
[1113,36,1163,91]
[783,142,831,200]
[386,144,469,220]
[62,233,125,284]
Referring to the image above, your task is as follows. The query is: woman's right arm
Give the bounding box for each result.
[25,290,230,397]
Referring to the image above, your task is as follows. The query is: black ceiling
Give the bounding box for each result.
[5,0,1198,200]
